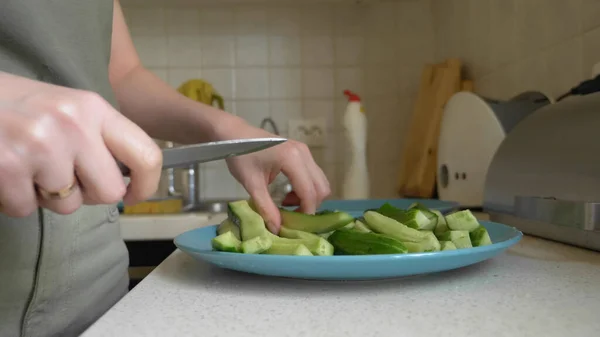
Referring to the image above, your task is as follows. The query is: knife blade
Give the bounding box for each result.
[118,137,287,176]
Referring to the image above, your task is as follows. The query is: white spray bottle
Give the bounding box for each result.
[341,90,369,199]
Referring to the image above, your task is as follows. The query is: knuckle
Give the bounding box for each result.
[96,183,127,204]
[6,204,37,218]
[0,150,23,177]
[143,143,163,170]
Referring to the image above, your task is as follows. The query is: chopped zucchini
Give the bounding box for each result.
[402,231,441,253]
[241,235,272,254]
[363,211,428,242]
[328,230,408,255]
[266,231,334,256]
[217,218,240,240]
[318,231,334,239]
[470,226,493,247]
[228,200,267,241]
[407,202,438,230]
[211,231,242,253]
[265,242,313,256]
[440,241,457,251]
[279,227,321,241]
[437,230,473,249]
[279,209,354,233]
[445,210,480,232]
[432,210,449,236]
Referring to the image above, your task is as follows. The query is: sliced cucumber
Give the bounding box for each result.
[407,202,438,230]
[266,231,334,256]
[328,230,407,255]
[437,230,473,249]
[228,200,267,241]
[432,210,449,236]
[377,203,435,230]
[217,218,241,240]
[265,242,313,256]
[352,220,372,233]
[440,241,457,251]
[279,209,354,233]
[445,210,480,232]
[211,231,242,253]
[279,227,321,241]
[402,231,441,253]
[241,235,272,254]
[470,226,493,247]
[363,211,428,242]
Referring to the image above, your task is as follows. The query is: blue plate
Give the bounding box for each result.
[174,221,523,280]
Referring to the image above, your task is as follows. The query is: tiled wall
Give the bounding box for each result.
[431,0,600,101]
[121,0,434,201]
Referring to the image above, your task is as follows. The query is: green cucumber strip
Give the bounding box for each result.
[376,203,434,230]
[265,242,313,256]
[328,230,407,255]
[265,232,334,256]
[279,209,354,233]
[437,230,473,249]
[211,231,242,253]
[241,235,272,254]
[402,231,441,253]
[407,202,438,229]
[445,210,480,232]
[440,241,457,250]
[470,226,493,247]
[363,211,428,242]
[352,220,372,233]
[433,210,449,236]
[279,227,321,241]
[228,200,267,241]
[216,218,241,240]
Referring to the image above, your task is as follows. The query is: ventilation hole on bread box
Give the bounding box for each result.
[440,164,449,188]
[462,173,467,180]
[454,172,459,180]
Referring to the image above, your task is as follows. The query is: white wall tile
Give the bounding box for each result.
[269,36,301,66]
[302,68,335,99]
[301,36,334,66]
[127,8,165,36]
[300,5,333,36]
[200,36,235,67]
[269,100,303,134]
[335,68,364,96]
[235,100,270,128]
[236,68,269,99]
[365,37,399,66]
[233,7,268,35]
[302,100,335,130]
[198,8,234,36]
[267,7,301,36]
[334,36,365,66]
[332,5,366,36]
[201,68,234,100]
[202,167,240,200]
[269,69,301,99]
[166,9,199,36]
[167,36,202,67]
[133,36,168,67]
[236,36,268,66]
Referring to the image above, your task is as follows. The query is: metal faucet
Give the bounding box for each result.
[260,117,280,136]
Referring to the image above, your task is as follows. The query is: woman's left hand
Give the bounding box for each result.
[224,122,330,234]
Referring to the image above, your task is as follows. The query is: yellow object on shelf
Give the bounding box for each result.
[177,79,224,109]
[123,197,183,215]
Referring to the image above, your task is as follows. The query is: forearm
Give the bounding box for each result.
[110,66,242,144]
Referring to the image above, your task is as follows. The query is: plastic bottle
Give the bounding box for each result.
[341,90,369,199]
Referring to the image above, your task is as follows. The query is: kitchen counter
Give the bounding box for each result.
[83,233,600,337]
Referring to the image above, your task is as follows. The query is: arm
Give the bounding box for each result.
[108,0,242,144]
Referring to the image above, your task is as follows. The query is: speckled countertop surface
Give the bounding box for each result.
[82,233,600,337]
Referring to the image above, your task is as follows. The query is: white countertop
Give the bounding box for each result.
[83,233,600,337]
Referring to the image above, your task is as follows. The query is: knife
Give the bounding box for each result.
[118,137,287,176]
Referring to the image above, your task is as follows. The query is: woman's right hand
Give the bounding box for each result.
[0,72,163,217]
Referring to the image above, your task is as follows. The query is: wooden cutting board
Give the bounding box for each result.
[398,59,462,198]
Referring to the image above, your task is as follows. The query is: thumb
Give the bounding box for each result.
[247,183,281,235]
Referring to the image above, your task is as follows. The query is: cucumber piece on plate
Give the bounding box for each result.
[352,219,372,233]
[228,200,267,241]
[470,226,493,247]
[440,241,457,251]
[377,203,435,230]
[211,231,242,253]
[437,230,473,249]
[402,231,441,253]
[279,209,354,234]
[318,231,334,239]
[241,235,272,254]
[432,210,449,236]
[363,211,428,242]
[328,230,408,255]
[279,227,321,241]
[445,210,480,232]
[407,202,438,230]
[217,218,241,240]
[265,242,313,256]
[267,231,334,256]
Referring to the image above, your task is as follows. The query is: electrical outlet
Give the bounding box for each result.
[288,118,326,147]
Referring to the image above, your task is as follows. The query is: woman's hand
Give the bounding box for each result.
[224,119,331,234]
[0,72,162,217]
